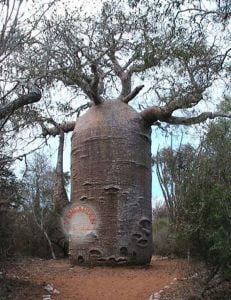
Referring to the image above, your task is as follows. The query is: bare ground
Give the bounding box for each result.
[0,256,186,300]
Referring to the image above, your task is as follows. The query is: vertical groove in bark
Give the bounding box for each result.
[53,131,69,212]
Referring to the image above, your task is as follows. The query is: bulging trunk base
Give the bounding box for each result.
[67,101,152,266]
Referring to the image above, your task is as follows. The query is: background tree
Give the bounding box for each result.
[0,0,42,122]
[22,153,56,258]
[22,152,69,258]
[154,117,231,287]
[0,0,61,167]
[0,154,22,259]
[0,151,69,260]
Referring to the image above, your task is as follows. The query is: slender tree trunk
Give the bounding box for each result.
[53,131,69,212]
[32,208,57,260]
[43,230,56,259]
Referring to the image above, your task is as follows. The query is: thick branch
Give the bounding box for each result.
[0,91,41,120]
[43,66,103,105]
[42,121,75,136]
[129,58,160,74]
[122,85,144,103]
[89,63,103,105]
[108,40,132,99]
[162,112,231,126]
[141,107,231,126]
[140,106,170,125]
[41,103,91,136]
[165,89,204,114]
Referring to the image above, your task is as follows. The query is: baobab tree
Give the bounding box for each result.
[15,0,231,265]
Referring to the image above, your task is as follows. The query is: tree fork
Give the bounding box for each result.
[122,85,144,104]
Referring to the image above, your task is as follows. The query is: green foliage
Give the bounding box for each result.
[153,216,171,255]
[155,119,231,279]
[152,202,177,256]
[0,153,68,260]
[0,156,22,208]
[0,155,23,259]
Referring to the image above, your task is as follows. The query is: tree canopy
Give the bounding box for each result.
[0,0,230,146]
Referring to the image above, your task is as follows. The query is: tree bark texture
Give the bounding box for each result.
[67,100,152,265]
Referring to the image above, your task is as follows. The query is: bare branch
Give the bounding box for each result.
[39,102,91,137]
[163,112,231,126]
[108,35,132,99]
[0,82,19,102]
[174,7,230,26]
[42,121,76,137]
[108,46,123,77]
[140,106,169,125]
[45,64,104,105]
[76,102,92,117]
[0,90,42,120]
[141,104,231,126]
[165,89,204,114]
[89,63,103,105]
[121,85,144,103]
[129,58,161,74]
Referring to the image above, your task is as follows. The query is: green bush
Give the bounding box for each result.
[155,119,231,280]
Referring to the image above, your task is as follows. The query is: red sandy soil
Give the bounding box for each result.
[0,256,186,300]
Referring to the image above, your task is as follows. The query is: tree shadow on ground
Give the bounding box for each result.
[0,277,43,300]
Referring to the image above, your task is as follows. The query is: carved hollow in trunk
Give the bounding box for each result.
[68,100,152,265]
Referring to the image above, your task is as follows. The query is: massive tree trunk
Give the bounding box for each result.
[64,100,153,265]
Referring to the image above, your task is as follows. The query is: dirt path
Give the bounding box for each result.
[1,257,186,300]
